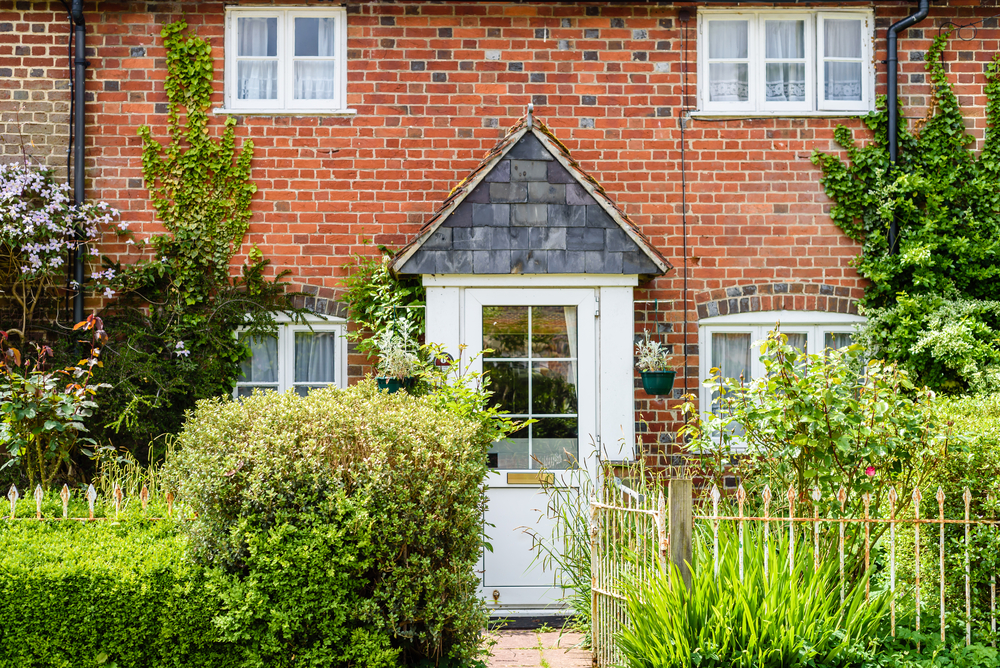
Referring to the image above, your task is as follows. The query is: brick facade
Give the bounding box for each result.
[1,0,997,461]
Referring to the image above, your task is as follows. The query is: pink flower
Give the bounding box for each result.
[865,466,876,477]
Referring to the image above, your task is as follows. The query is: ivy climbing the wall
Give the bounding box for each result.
[93,21,302,459]
[812,32,1000,394]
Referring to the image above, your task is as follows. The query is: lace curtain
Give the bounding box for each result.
[764,20,805,102]
[708,20,749,102]
[294,17,337,100]
[237,17,277,100]
[824,19,863,101]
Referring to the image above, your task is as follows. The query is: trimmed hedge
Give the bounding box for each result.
[0,520,234,668]
[166,380,492,667]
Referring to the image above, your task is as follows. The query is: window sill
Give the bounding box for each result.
[690,110,872,120]
[213,108,358,117]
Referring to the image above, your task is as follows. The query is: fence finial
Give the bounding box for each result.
[86,484,97,520]
[140,485,149,513]
[34,484,43,520]
[7,485,18,519]
[113,482,123,519]
[60,484,70,520]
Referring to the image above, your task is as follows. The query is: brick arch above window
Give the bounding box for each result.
[694,283,862,320]
[286,283,348,318]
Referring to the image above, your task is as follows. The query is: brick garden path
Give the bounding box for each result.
[486,631,590,668]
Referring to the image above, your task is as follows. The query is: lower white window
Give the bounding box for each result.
[236,321,348,397]
[698,311,865,423]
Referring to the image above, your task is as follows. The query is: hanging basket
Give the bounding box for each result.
[376,376,416,394]
[640,370,676,396]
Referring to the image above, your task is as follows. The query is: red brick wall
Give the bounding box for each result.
[2,0,997,458]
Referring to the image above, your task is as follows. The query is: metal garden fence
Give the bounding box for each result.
[591,479,1000,668]
[5,483,174,521]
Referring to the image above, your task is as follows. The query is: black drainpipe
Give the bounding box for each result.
[886,0,930,254]
[70,0,87,323]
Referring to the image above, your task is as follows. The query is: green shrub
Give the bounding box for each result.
[618,524,890,668]
[0,519,233,668]
[166,380,494,666]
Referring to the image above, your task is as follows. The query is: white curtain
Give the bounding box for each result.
[237,18,277,100]
[240,335,278,383]
[294,17,337,100]
[708,20,749,102]
[824,19,863,101]
[563,306,578,394]
[294,332,337,385]
[764,20,805,102]
[710,332,751,436]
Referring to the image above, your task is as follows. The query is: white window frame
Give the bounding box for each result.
[698,311,866,448]
[234,316,349,397]
[697,9,873,116]
[224,6,349,114]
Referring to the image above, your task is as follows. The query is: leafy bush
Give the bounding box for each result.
[0,519,233,668]
[165,380,498,666]
[341,251,425,358]
[684,330,954,525]
[0,315,109,488]
[892,394,1000,642]
[617,524,890,668]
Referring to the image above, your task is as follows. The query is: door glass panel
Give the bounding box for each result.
[530,306,574,357]
[532,418,578,470]
[483,306,529,357]
[531,361,577,414]
[484,305,578,470]
[489,426,530,470]
[485,361,529,414]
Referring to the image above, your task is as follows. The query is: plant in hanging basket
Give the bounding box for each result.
[635,330,676,396]
[373,322,422,393]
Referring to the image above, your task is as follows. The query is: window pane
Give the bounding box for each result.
[294,61,337,100]
[294,17,336,57]
[708,20,748,59]
[785,332,808,354]
[237,385,278,397]
[765,63,806,102]
[824,62,862,101]
[532,419,577,471]
[531,361,577,415]
[485,361,529,414]
[765,20,805,59]
[238,17,277,57]
[531,306,575,358]
[294,331,337,384]
[483,306,528,358]
[240,335,278,383]
[489,426,529,470]
[824,19,862,59]
[237,61,278,100]
[293,385,328,397]
[825,332,854,350]
[711,332,752,383]
[709,63,749,102]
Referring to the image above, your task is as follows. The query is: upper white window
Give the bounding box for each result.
[698,311,865,428]
[236,320,348,397]
[225,7,348,113]
[697,10,873,115]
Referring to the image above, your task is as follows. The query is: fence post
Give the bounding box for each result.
[669,478,693,590]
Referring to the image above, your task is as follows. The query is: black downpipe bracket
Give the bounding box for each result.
[886,0,930,254]
[71,0,87,323]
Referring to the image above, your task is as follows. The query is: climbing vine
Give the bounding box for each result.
[93,20,301,458]
[812,32,1000,393]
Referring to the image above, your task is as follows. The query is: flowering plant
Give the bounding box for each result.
[0,314,110,489]
[373,322,422,380]
[0,162,124,335]
[635,330,672,373]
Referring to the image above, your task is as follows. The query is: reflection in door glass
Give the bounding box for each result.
[484,306,578,470]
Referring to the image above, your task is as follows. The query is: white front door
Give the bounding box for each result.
[464,288,597,613]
